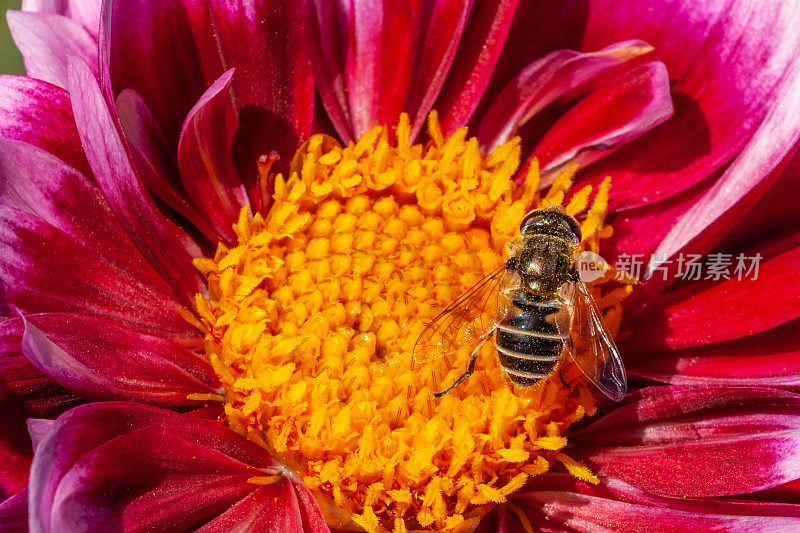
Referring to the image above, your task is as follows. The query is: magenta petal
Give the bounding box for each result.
[196,482,329,533]
[0,76,89,175]
[482,474,800,533]
[20,314,219,407]
[0,138,179,286]
[478,40,654,151]
[116,89,220,243]
[435,0,519,137]
[27,418,56,451]
[403,0,474,140]
[21,0,100,38]
[623,238,800,353]
[571,386,800,497]
[0,319,79,418]
[0,206,198,340]
[531,61,673,180]
[650,60,800,267]
[30,402,328,533]
[177,70,250,245]
[102,0,313,167]
[308,0,472,142]
[308,0,421,142]
[67,58,205,308]
[0,488,28,532]
[7,10,97,90]
[630,319,800,389]
[567,0,800,212]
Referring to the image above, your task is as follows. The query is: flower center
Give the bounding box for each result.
[195,113,627,532]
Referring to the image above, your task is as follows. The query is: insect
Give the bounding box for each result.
[413,206,627,401]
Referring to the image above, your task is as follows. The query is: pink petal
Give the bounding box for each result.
[478,40,655,151]
[623,237,800,353]
[480,474,800,533]
[0,206,198,340]
[435,0,519,137]
[29,402,328,533]
[21,0,100,38]
[102,0,313,177]
[629,319,800,389]
[308,0,473,142]
[67,58,205,309]
[116,89,220,244]
[20,314,219,407]
[7,10,97,89]
[177,70,250,244]
[0,75,89,175]
[0,488,28,532]
[571,386,800,497]
[530,61,673,180]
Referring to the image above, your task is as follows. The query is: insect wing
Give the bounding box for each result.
[555,281,627,401]
[414,263,513,363]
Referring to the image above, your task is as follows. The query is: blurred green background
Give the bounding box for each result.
[1,0,24,75]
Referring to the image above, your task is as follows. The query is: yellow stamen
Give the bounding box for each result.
[197,113,629,531]
[247,475,283,485]
[185,393,226,402]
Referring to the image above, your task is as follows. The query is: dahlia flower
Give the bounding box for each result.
[1,0,799,532]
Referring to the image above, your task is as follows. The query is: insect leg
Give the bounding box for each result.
[434,331,494,398]
[558,367,570,390]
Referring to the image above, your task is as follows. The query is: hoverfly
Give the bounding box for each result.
[413,206,627,401]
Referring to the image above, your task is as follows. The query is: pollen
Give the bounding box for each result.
[196,112,627,532]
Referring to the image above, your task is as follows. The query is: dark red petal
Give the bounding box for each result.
[29,402,328,533]
[116,89,220,244]
[531,61,673,180]
[21,0,100,38]
[102,0,313,174]
[485,473,800,533]
[571,386,800,497]
[20,314,219,407]
[7,10,97,89]
[629,319,800,389]
[0,488,28,533]
[67,58,205,309]
[0,402,32,501]
[177,70,249,245]
[308,0,472,142]
[623,238,800,353]
[435,0,519,137]
[478,40,655,151]
[0,206,197,340]
[0,76,89,175]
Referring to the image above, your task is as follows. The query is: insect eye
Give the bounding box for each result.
[563,216,582,243]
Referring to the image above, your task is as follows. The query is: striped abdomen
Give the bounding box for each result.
[495,293,566,386]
